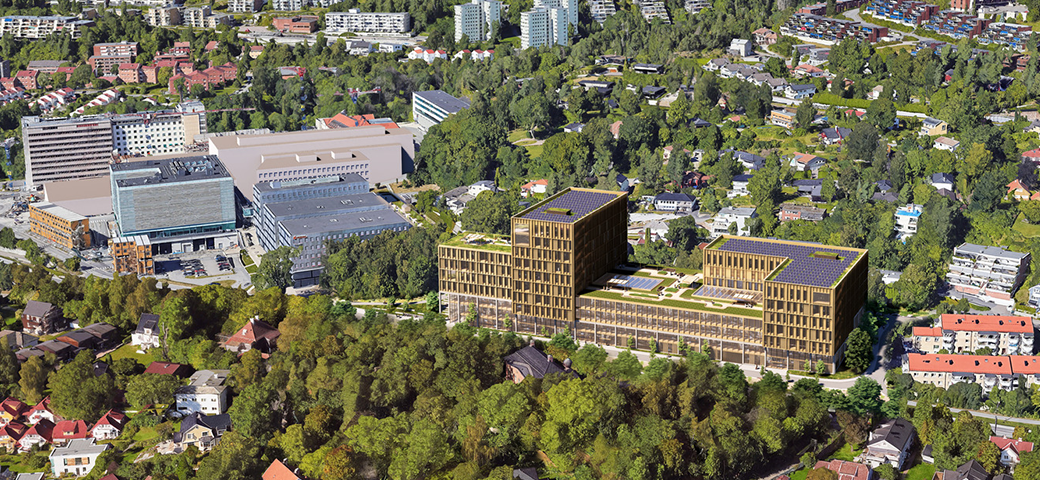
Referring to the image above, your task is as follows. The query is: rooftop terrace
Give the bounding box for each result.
[581,267,764,318]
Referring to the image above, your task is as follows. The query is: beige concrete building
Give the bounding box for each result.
[206,126,414,194]
[21,102,207,186]
[905,353,1040,391]
[913,314,1035,355]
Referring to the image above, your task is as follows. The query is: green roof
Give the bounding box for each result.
[581,289,763,318]
[440,233,512,253]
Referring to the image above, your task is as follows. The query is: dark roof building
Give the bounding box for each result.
[504,345,579,383]
[936,459,991,480]
[513,467,540,480]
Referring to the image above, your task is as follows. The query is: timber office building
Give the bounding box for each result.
[438,188,868,370]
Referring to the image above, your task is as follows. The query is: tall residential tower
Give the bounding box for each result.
[454,0,501,42]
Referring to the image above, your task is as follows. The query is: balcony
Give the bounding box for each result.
[984,375,997,388]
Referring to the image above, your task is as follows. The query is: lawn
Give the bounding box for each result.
[905,463,936,480]
[826,442,862,462]
[788,469,808,480]
[508,129,531,143]
[524,143,545,158]
[108,343,153,365]
[1012,214,1040,237]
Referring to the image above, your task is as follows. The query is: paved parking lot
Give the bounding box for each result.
[154,249,252,290]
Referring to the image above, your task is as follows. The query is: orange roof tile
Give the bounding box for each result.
[991,436,1034,454]
[1009,356,1040,375]
[263,459,303,480]
[913,326,943,337]
[907,353,1012,375]
[940,314,1033,333]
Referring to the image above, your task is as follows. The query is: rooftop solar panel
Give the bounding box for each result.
[716,238,862,287]
[521,189,623,223]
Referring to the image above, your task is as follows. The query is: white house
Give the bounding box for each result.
[131,313,160,351]
[991,436,1034,473]
[934,136,960,151]
[894,204,922,241]
[711,206,757,237]
[928,173,955,191]
[174,370,230,415]
[858,419,915,470]
[728,38,753,57]
[90,410,127,441]
[49,439,109,478]
[653,193,697,212]
[729,174,752,198]
[784,84,817,100]
[521,179,548,197]
[26,397,58,425]
[789,152,826,173]
[1029,284,1040,311]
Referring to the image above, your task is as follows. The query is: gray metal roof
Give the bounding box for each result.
[413,90,470,114]
[49,438,109,457]
[263,193,388,218]
[279,209,409,237]
[253,173,367,193]
[955,243,1029,261]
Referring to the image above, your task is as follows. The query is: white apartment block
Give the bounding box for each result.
[147,5,181,26]
[685,0,711,13]
[520,7,569,49]
[21,102,207,186]
[588,0,617,23]
[0,16,92,39]
[326,10,412,34]
[271,0,306,10]
[906,353,1040,392]
[913,314,1035,355]
[455,0,501,42]
[894,203,922,240]
[174,370,230,415]
[634,0,671,22]
[947,243,1031,308]
[182,6,230,28]
[535,0,578,27]
[227,0,263,13]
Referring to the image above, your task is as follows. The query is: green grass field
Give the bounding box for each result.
[1013,214,1040,237]
[905,463,935,480]
[108,343,153,365]
[825,442,861,462]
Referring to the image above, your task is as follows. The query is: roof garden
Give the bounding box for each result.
[516,188,626,224]
[441,233,512,253]
[706,236,865,288]
[580,267,763,318]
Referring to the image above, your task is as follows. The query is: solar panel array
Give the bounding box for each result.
[612,274,662,290]
[522,190,622,223]
[716,238,861,287]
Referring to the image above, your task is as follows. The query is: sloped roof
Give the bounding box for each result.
[504,346,575,380]
[868,418,914,451]
[225,319,280,346]
[991,436,1034,455]
[263,460,303,480]
[23,301,54,318]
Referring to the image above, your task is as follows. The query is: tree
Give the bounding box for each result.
[846,122,879,161]
[975,440,1000,472]
[255,246,299,292]
[837,410,869,447]
[846,377,882,416]
[874,464,897,480]
[796,100,815,130]
[157,295,192,360]
[49,350,115,422]
[124,373,181,408]
[1020,200,1040,223]
[230,349,264,392]
[844,328,873,374]
[571,344,608,376]
[867,98,896,130]
[228,383,279,442]
[460,192,520,235]
[18,356,48,405]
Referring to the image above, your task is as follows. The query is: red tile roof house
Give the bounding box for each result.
[0,421,27,452]
[52,419,91,447]
[18,418,53,452]
[222,318,280,354]
[0,77,19,90]
[813,460,873,480]
[91,410,127,441]
[991,436,1034,472]
[263,459,305,480]
[144,361,193,377]
[0,397,28,426]
[27,397,60,425]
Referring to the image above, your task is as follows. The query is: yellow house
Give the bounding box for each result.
[0,398,28,426]
[0,421,27,453]
[173,413,229,452]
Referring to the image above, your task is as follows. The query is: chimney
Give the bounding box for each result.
[529,339,535,347]
[547,355,553,364]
